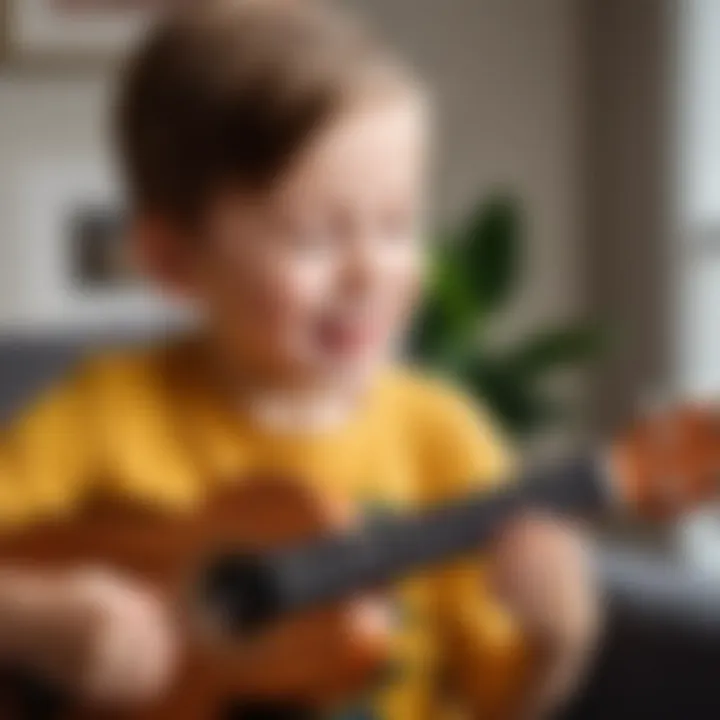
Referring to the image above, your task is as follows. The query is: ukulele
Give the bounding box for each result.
[0,403,716,720]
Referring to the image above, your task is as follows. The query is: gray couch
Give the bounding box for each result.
[0,329,162,422]
[1,332,720,719]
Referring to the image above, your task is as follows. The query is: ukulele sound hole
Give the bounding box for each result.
[198,553,282,636]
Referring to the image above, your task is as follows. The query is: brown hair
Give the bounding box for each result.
[117,0,416,224]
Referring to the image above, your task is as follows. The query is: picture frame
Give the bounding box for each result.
[0,0,155,69]
[10,159,185,331]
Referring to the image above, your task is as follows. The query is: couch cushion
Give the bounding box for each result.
[0,328,162,423]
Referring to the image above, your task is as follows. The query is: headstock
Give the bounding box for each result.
[611,403,720,519]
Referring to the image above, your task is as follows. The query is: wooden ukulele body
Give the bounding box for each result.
[0,401,716,718]
[0,476,391,719]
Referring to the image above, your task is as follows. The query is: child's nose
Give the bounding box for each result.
[341,239,382,300]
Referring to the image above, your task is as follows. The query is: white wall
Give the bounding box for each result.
[675,0,720,397]
[0,0,583,338]
[0,75,113,327]
[678,0,720,228]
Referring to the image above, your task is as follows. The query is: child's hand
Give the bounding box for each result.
[488,515,602,717]
[1,569,179,706]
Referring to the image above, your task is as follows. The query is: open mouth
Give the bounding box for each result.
[316,318,385,357]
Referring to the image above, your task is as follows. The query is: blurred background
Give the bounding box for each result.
[0,1,719,716]
[2,1,717,433]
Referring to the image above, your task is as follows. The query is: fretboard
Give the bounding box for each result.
[264,454,614,618]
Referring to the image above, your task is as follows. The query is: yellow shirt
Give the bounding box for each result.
[0,341,531,719]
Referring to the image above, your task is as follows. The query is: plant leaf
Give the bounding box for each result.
[460,355,564,437]
[456,195,521,313]
[406,294,454,363]
[407,245,477,363]
[407,196,604,440]
[512,324,603,376]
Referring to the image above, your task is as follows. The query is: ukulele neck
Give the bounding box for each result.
[266,453,617,617]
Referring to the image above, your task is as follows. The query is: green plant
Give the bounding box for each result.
[408,195,601,438]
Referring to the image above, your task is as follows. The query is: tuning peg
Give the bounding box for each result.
[633,387,692,515]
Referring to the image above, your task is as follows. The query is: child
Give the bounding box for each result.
[0,1,600,717]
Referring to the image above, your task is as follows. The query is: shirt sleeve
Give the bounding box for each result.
[0,366,97,530]
[414,380,533,719]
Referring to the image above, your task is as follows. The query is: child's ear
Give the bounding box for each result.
[130,213,197,299]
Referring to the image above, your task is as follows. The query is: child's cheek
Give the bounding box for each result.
[268,256,331,328]
[381,245,425,338]
[237,255,330,359]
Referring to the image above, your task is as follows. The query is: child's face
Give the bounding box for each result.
[154,97,428,387]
